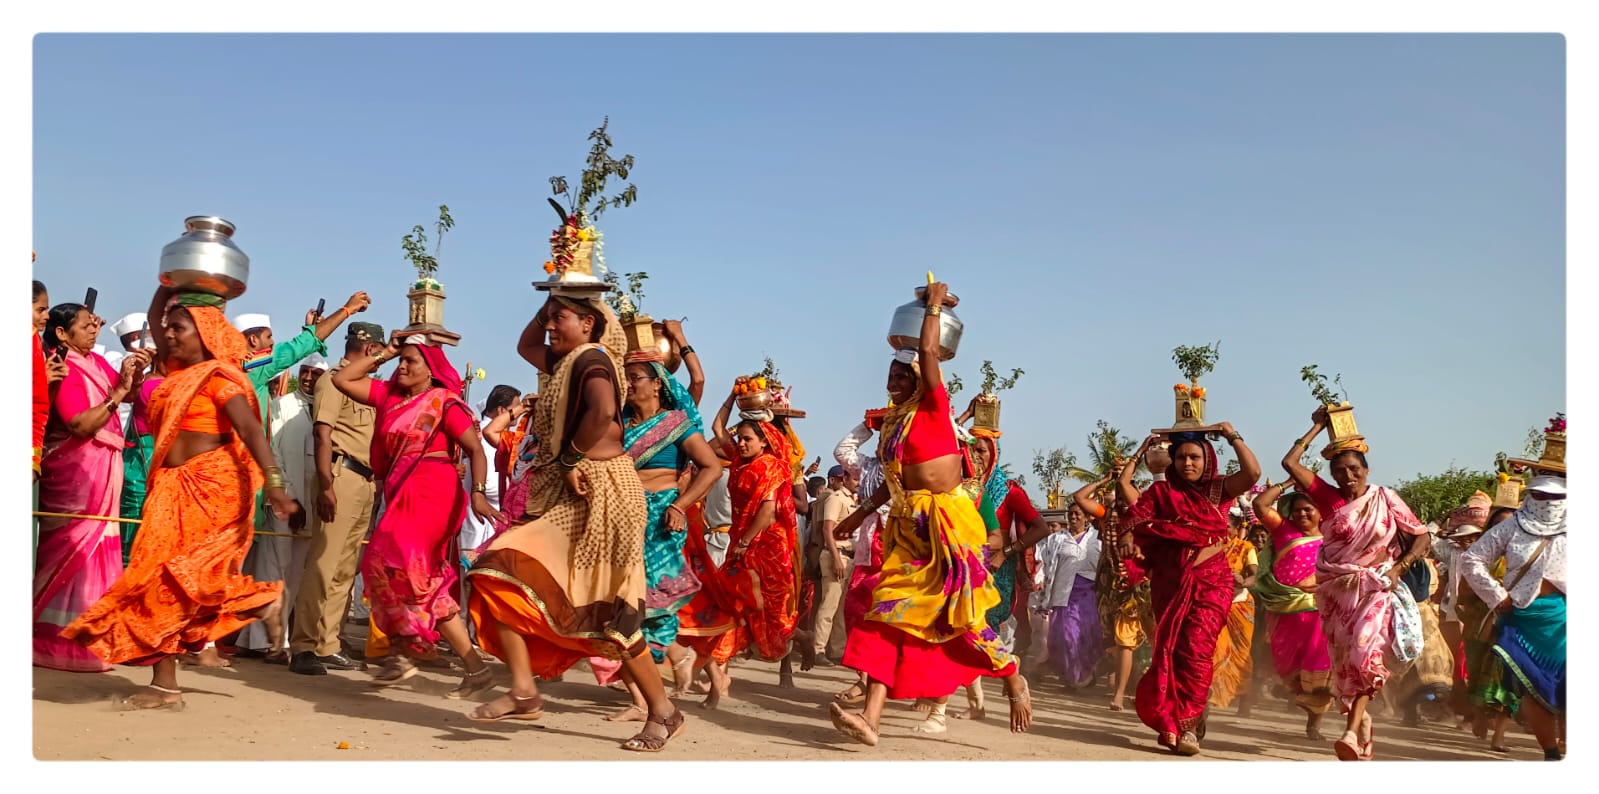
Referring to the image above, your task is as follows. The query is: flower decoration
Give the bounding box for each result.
[1174,383,1190,393]
[1497,471,1511,483]
[1194,386,1207,399]
[1546,413,1566,434]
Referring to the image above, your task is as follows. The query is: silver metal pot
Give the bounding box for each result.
[158,216,250,299]
[887,286,963,361]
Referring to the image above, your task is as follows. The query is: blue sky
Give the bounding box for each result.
[32,33,1564,486]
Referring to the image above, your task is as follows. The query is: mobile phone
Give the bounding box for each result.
[83,287,97,314]
[314,298,326,322]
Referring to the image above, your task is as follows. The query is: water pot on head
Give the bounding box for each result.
[887,285,963,361]
[158,216,250,300]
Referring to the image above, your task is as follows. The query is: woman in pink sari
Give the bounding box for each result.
[1283,407,1429,761]
[1251,480,1334,739]
[1116,425,1261,756]
[329,332,501,696]
[35,302,152,672]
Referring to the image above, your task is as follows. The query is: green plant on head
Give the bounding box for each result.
[945,372,964,398]
[1300,364,1347,406]
[603,271,650,319]
[1171,341,1220,386]
[979,360,1025,395]
[756,356,781,385]
[402,204,453,282]
[548,117,637,225]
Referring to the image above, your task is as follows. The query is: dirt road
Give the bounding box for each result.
[32,651,1541,762]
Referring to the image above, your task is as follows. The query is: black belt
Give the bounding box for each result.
[333,453,373,480]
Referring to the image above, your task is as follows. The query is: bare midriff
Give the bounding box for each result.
[163,431,233,468]
[638,468,681,493]
[901,452,964,494]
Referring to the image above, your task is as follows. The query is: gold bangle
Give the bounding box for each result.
[925,304,942,318]
[472,482,487,494]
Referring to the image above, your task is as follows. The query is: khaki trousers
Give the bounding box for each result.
[289,464,375,656]
[813,551,852,657]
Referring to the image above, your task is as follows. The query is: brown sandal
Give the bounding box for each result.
[620,709,687,752]
[834,681,867,705]
[829,702,879,747]
[468,693,545,722]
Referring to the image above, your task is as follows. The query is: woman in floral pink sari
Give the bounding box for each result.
[35,302,152,672]
[330,333,502,696]
[1284,407,1429,761]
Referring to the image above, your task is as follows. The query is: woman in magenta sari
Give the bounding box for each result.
[1283,407,1429,761]
[1116,424,1260,756]
[1251,480,1334,739]
[329,333,501,696]
[35,302,153,672]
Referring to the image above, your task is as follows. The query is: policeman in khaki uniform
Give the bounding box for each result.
[289,322,385,675]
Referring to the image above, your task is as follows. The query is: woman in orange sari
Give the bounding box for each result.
[62,288,296,709]
[703,388,800,686]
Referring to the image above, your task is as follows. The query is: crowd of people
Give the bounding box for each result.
[30,254,1567,760]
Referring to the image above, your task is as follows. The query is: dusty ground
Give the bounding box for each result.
[33,638,1545,762]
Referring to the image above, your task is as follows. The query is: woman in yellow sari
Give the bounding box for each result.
[827,281,1031,747]
[1207,509,1258,710]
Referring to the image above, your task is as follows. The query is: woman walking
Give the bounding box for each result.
[1206,510,1258,710]
[1117,426,1260,755]
[61,288,293,706]
[827,280,1031,747]
[1250,481,1334,739]
[329,332,499,694]
[1035,502,1103,689]
[1283,407,1429,761]
[36,301,152,672]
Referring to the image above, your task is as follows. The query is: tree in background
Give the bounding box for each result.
[1396,465,1495,525]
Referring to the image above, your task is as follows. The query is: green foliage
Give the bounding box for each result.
[1031,447,1076,496]
[549,117,637,223]
[1301,451,1324,475]
[945,372,964,398]
[1171,341,1220,384]
[402,204,453,281]
[1301,364,1347,406]
[1225,459,1241,476]
[979,360,1025,394]
[1065,419,1142,485]
[603,271,650,317]
[1524,425,1546,457]
[756,356,781,384]
[1395,465,1496,524]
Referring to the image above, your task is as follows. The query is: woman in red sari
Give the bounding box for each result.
[698,387,800,695]
[1116,425,1260,756]
[62,289,294,708]
[329,333,500,694]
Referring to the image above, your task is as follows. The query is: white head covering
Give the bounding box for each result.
[1527,475,1566,496]
[893,349,918,365]
[1516,475,1567,537]
[232,313,272,334]
[109,312,147,339]
[299,353,330,371]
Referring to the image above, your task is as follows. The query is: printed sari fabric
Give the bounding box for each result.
[35,349,126,671]
[623,364,703,660]
[1492,591,1564,714]
[1208,536,1257,708]
[360,379,474,656]
[1126,439,1233,739]
[717,425,799,662]
[62,305,280,665]
[1255,523,1332,714]
[676,502,742,664]
[841,376,1016,699]
[1314,485,1427,710]
[467,310,651,678]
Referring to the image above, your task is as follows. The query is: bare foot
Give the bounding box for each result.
[778,657,796,690]
[1006,675,1033,733]
[195,647,233,668]
[121,685,184,711]
[912,698,936,714]
[605,704,649,723]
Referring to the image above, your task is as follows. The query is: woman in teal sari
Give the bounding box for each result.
[603,324,722,722]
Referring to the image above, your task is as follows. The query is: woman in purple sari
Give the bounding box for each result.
[35,303,152,672]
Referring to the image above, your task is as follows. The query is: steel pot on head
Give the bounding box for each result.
[887,286,963,361]
[158,216,250,300]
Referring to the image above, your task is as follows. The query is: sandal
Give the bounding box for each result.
[829,702,879,747]
[834,681,867,705]
[620,708,687,753]
[263,649,290,666]
[369,656,418,686]
[468,693,545,722]
[1333,730,1362,761]
[1176,730,1201,756]
[446,665,495,700]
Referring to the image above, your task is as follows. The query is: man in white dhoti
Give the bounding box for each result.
[236,354,331,662]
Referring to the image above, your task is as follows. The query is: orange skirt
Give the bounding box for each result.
[62,445,280,665]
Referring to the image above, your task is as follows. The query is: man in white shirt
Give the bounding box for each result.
[236,353,330,662]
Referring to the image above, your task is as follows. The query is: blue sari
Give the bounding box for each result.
[623,363,704,660]
[1493,591,1565,713]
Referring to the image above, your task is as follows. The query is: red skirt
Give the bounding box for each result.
[843,620,1017,700]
